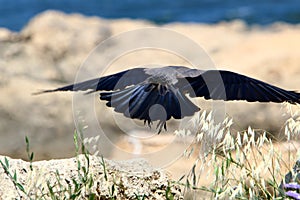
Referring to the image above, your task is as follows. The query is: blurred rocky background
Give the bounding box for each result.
[0,6,300,181]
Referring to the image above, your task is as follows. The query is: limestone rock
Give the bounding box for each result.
[0,155,183,199]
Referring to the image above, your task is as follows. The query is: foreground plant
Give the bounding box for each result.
[176,107,300,199]
[0,136,34,198]
[44,128,97,199]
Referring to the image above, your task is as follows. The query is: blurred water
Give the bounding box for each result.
[0,0,300,31]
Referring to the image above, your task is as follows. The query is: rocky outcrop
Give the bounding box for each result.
[0,155,182,199]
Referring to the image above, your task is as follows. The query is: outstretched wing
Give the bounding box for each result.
[34,68,149,94]
[179,70,300,104]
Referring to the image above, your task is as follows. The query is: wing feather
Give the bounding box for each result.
[180,70,300,104]
[34,68,148,94]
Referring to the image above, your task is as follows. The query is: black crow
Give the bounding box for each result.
[36,66,300,133]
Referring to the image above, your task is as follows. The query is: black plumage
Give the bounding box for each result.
[36,66,300,133]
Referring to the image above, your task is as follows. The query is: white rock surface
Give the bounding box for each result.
[0,155,182,199]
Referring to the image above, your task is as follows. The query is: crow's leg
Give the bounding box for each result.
[156,120,167,134]
[144,119,153,128]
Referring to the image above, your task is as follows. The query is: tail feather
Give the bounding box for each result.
[99,83,199,129]
[127,86,156,119]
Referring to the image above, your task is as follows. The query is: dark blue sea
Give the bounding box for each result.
[1,0,300,31]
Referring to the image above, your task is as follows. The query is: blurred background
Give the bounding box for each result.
[0,0,299,173]
[1,0,300,31]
